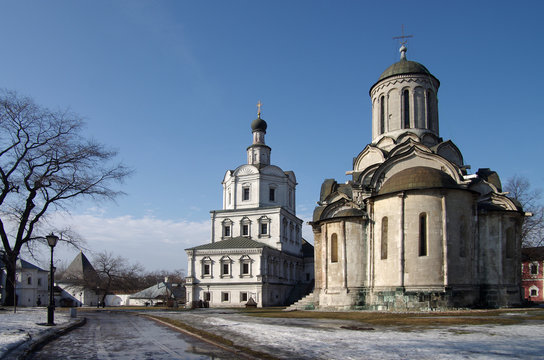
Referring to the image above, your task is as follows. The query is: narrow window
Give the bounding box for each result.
[242,224,249,236]
[290,224,294,243]
[221,292,229,302]
[240,292,248,302]
[531,289,538,297]
[260,223,268,235]
[530,264,538,275]
[204,292,211,301]
[222,263,229,275]
[403,89,410,128]
[242,263,249,275]
[243,187,250,201]
[289,189,293,207]
[419,213,427,256]
[228,191,231,204]
[224,225,231,237]
[203,264,210,275]
[269,188,275,202]
[37,278,42,286]
[380,95,385,134]
[381,217,388,260]
[426,90,433,130]
[27,277,32,285]
[331,233,338,263]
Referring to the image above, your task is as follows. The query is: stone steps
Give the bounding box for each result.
[283,291,318,311]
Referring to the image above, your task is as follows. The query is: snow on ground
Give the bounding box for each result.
[0,307,70,358]
[199,315,544,359]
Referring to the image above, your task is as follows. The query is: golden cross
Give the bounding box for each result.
[392,24,413,46]
[257,100,263,117]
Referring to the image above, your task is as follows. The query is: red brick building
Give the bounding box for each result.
[522,247,544,303]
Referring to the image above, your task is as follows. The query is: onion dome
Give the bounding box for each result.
[251,114,267,132]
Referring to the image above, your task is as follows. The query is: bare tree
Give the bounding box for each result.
[93,251,144,304]
[505,175,544,248]
[0,90,131,305]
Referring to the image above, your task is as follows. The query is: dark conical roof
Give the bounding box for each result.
[62,252,98,281]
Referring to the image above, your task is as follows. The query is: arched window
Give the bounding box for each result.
[426,90,433,130]
[403,89,410,128]
[331,233,338,263]
[380,95,385,134]
[381,217,388,260]
[419,213,427,256]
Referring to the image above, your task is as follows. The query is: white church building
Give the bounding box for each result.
[310,45,525,310]
[185,109,314,308]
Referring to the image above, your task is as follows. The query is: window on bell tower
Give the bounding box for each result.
[403,89,410,128]
[380,95,385,134]
[269,187,275,202]
[242,187,250,201]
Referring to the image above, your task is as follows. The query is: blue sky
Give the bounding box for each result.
[1,1,543,271]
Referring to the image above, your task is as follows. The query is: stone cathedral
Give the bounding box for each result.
[310,45,524,310]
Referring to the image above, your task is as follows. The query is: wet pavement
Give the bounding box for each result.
[29,311,245,360]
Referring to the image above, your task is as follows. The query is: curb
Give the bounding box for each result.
[2,317,87,360]
[143,315,259,360]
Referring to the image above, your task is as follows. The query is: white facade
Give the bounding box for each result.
[186,113,314,308]
[13,259,49,307]
[56,283,99,307]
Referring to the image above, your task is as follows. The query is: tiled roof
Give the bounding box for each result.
[186,237,271,251]
[16,259,47,271]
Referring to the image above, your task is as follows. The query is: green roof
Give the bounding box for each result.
[378,59,432,81]
[370,57,439,94]
[186,237,271,251]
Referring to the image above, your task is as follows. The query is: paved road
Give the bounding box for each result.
[29,311,245,360]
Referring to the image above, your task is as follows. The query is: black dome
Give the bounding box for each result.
[251,116,267,132]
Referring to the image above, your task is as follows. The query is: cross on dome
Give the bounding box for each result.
[392,25,413,60]
[257,100,263,117]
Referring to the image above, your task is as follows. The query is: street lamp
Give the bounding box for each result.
[46,233,58,326]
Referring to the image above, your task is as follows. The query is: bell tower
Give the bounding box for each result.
[369,45,440,146]
[247,101,271,167]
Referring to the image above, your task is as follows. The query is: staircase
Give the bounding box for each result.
[283,291,318,311]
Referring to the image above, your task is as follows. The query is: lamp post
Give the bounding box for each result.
[46,233,58,326]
